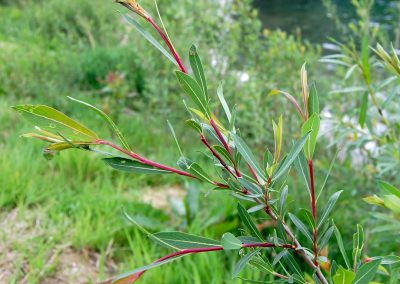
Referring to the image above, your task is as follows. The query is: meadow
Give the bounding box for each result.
[1,0,399,283]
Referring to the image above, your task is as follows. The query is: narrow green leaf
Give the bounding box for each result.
[273,133,310,181]
[232,134,265,181]
[318,190,343,229]
[308,83,319,115]
[167,120,184,157]
[282,251,305,281]
[333,222,351,269]
[189,44,209,102]
[301,113,320,160]
[122,14,177,66]
[217,83,232,123]
[214,145,234,164]
[280,186,289,214]
[249,257,274,274]
[233,249,260,278]
[294,151,311,197]
[13,104,98,141]
[221,233,242,250]
[237,178,263,195]
[288,213,313,243]
[378,180,400,198]
[152,231,221,250]
[272,115,283,164]
[318,226,334,251]
[238,203,264,241]
[176,71,210,119]
[333,266,356,284]
[177,156,214,184]
[359,92,368,128]
[317,150,339,202]
[68,97,131,151]
[103,157,171,175]
[353,259,381,284]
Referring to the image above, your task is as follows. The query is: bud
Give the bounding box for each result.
[116,0,151,19]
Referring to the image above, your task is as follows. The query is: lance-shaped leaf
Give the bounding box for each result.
[217,83,232,123]
[177,156,214,184]
[237,178,263,195]
[308,83,319,115]
[176,71,211,119]
[249,257,274,275]
[103,157,172,175]
[152,231,221,250]
[294,151,311,196]
[189,44,209,102]
[273,132,310,181]
[282,251,305,281]
[232,249,260,278]
[301,113,320,160]
[232,134,265,181]
[378,180,400,198]
[301,63,309,118]
[353,259,381,284]
[318,190,343,229]
[12,104,98,141]
[238,203,264,241]
[68,97,131,151]
[122,14,178,66]
[288,213,313,243]
[333,222,351,269]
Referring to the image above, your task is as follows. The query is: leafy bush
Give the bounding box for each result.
[13,1,399,283]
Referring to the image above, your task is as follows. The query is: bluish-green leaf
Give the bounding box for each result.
[294,151,311,197]
[122,14,177,66]
[238,203,264,241]
[177,156,214,184]
[233,249,260,278]
[288,213,313,243]
[103,157,171,175]
[318,190,343,229]
[353,259,381,284]
[152,231,221,250]
[189,44,209,102]
[333,222,351,269]
[273,133,310,181]
[176,71,210,119]
[232,134,265,181]
[217,83,232,123]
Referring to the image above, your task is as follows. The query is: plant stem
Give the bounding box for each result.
[125,242,296,283]
[308,159,318,266]
[147,17,187,73]
[96,139,228,188]
[209,119,242,177]
[200,134,237,177]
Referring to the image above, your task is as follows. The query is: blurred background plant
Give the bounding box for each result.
[1,0,400,283]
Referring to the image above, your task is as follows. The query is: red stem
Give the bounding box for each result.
[200,134,237,178]
[209,119,242,177]
[96,140,228,188]
[147,17,187,73]
[126,242,296,283]
[308,159,318,266]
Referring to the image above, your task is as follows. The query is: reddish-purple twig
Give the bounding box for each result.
[124,242,296,283]
[308,159,318,266]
